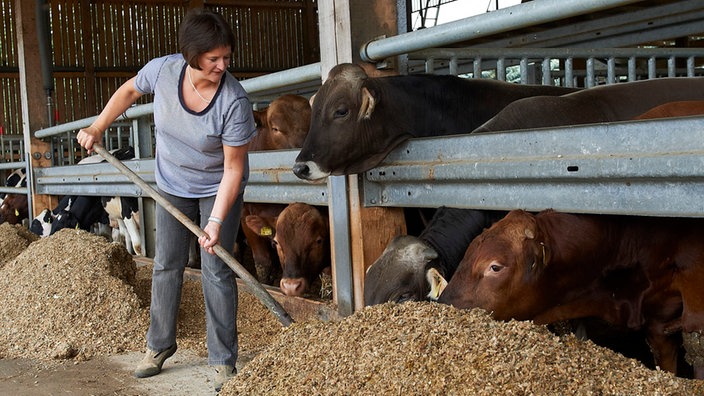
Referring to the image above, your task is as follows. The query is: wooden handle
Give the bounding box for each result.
[93,144,294,327]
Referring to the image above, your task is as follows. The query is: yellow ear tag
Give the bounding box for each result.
[14,209,19,216]
[259,226,272,236]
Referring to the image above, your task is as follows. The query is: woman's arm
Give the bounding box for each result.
[77,76,143,153]
[199,143,249,254]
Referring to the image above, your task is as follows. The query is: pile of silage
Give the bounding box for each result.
[221,301,704,396]
[0,228,148,361]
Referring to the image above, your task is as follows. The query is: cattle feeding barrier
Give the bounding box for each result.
[30,0,704,315]
[362,116,704,218]
[408,47,704,87]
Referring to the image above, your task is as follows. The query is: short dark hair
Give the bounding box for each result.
[178,8,235,70]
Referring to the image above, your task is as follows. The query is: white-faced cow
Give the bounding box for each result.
[245,202,330,297]
[292,63,580,181]
[241,94,312,284]
[364,207,505,306]
[438,209,704,379]
[473,77,704,133]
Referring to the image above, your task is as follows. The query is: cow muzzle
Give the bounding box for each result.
[280,277,309,297]
[292,161,329,182]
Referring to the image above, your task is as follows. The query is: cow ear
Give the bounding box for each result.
[524,228,535,239]
[245,215,275,238]
[358,87,376,121]
[422,245,439,261]
[252,108,267,128]
[426,267,448,301]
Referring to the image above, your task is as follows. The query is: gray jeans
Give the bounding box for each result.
[146,189,242,366]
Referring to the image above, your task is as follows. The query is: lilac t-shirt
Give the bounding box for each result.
[134,54,256,198]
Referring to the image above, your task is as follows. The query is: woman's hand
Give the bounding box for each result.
[199,221,221,255]
[77,125,102,153]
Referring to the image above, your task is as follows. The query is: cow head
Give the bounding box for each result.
[0,194,29,225]
[246,203,330,297]
[293,63,395,181]
[363,235,439,305]
[30,208,55,237]
[251,94,311,151]
[438,210,551,320]
[275,203,330,296]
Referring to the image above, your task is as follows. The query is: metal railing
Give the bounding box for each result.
[408,47,704,87]
[363,116,704,217]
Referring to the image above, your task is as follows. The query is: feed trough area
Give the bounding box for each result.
[0,224,701,394]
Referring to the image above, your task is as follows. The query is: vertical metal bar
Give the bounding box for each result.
[542,57,551,85]
[328,175,353,316]
[687,56,695,77]
[565,57,573,87]
[424,57,434,74]
[134,117,153,159]
[497,57,505,81]
[449,56,458,76]
[628,56,636,81]
[520,57,528,85]
[607,57,616,84]
[586,57,595,88]
[648,56,656,79]
[667,56,675,77]
[473,57,481,78]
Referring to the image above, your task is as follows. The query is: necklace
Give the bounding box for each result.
[187,66,212,103]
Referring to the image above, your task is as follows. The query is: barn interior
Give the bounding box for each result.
[1,0,704,389]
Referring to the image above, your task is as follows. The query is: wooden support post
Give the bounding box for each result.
[318,0,408,313]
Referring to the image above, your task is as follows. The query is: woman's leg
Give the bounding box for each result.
[146,191,198,351]
[199,193,243,366]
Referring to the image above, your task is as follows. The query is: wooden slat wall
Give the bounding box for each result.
[0,0,319,138]
[0,0,21,140]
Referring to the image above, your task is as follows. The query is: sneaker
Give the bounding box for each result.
[213,364,236,392]
[133,344,177,378]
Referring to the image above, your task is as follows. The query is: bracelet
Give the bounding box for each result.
[208,216,223,226]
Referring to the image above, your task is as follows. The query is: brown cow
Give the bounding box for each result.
[634,100,704,120]
[0,194,29,225]
[245,202,330,297]
[293,63,580,181]
[240,94,312,284]
[250,94,311,150]
[438,209,704,378]
[474,77,704,133]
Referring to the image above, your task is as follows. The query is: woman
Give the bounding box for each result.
[77,8,255,392]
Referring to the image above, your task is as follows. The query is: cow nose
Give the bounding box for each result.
[292,162,310,179]
[280,277,308,297]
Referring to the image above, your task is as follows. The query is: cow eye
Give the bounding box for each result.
[334,107,349,118]
[396,292,413,303]
[490,264,502,272]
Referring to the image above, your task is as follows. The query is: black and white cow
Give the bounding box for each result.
[30,146,143,255]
